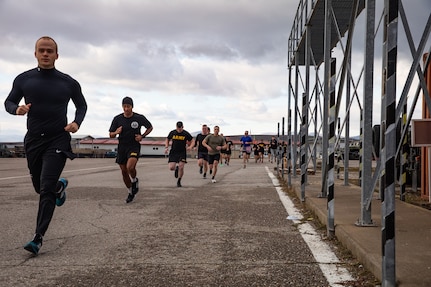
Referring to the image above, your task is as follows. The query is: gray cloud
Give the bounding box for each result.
[1,0,429,139]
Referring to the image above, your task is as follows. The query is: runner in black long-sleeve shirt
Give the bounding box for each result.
[4,36,87,255]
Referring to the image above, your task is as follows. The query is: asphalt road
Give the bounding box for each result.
[1,157,353,287]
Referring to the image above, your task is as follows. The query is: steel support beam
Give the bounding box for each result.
[358,0,376,226]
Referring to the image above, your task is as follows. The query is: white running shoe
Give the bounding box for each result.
[211,179,216,183]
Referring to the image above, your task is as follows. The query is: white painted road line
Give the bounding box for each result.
[0,162,149,181]
[266,167,354,287]
[0,165,116,181]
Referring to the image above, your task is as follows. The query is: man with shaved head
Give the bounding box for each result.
[4,36,87,255]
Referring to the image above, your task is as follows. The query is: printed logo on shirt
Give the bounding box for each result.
[131,121,139,129]
[172,135,186,140]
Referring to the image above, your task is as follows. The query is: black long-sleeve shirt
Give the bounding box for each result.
[4,67,87,136]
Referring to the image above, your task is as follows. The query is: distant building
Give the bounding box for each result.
[71,135,94,150]
[78,137,166,157]
[0,134,360,159]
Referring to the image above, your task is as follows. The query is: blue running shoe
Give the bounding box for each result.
[56,178,68,207]
[24,234,43,255]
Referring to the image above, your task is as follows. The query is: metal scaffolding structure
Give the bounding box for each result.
[287,0,431,285]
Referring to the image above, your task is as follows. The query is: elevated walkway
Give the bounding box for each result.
[288,0,365,66]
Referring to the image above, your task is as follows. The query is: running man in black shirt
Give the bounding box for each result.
[194,124,209,178]
[165,121,195,187]
[109,97,153,203]
[224,136,233,165]
[4,36,87,255]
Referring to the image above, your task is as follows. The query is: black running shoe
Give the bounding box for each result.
[24,234,43,255]
[203,172,206,179]
[199,166,203,174]
[174,165,179,178]
[125,193,135,203]
[177,178,182,187]
[56,178,68,207]
[132,178,139,195]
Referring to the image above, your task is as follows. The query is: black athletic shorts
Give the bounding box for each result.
[116,144,140,165]
[168,151,187,163]
[208,154,221,165]
[198,151,209,161]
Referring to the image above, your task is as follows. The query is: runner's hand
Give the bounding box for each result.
[64,122,79,133]
[16,103,31,115]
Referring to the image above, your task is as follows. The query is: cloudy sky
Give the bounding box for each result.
[0,0,430,142]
